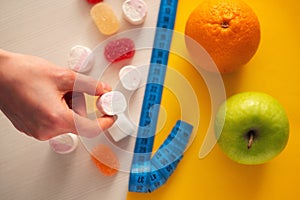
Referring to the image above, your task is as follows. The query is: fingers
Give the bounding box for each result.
[63,91,87,116]
[74,73,112,95]
[72,113,116,138]
[58,70,111,96]
[71,92,87,116]
[62,91,115,138]
[96,115,117,133]
[54,68,115,138]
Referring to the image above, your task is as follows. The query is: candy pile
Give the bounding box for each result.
[52,0,149,175]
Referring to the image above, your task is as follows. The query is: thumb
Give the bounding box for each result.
[72,113,116,138]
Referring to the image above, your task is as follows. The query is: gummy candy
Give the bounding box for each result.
[104,38,135,62]
[86,0,103,4]
[90,3,120,35]
[91,144,119,176]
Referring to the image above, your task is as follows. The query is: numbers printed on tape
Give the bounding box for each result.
[130,120,193,192]
[128,0,194,193]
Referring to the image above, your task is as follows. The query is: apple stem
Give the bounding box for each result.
[247,132,254,149]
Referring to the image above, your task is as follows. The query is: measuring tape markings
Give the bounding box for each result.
[149,159,181,192]
[130,0,178,179]
[129,0,195,193]
[131,0,179,162]
[129,104,159,192]
[129,0,179,192]
[151,121,193,169]
[129,120,191,192]
[148,120,193,192]
[130,120,193,192]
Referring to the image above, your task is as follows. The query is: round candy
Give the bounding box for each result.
[49,133,79,154]
[68,45,93,73]
[122,0,148,25]
[96,91,127,116]
[119,65,141,91]
[90,3,120,35]
[104,38,135,63]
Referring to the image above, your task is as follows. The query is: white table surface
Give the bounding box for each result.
[0,0,159,199]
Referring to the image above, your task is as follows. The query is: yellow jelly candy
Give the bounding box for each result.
[90,3,120,35]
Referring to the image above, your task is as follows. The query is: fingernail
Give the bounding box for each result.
[101,82,112,93]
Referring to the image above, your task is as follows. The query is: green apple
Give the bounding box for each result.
[215,92,289,165]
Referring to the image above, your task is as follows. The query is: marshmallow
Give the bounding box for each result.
[68,45,93,73]
[96,91,127,116]
[90,3,120,35]
[49,133,79,154]
[119,65,141,91]
[122,0,148,25]
[108,113,136,142]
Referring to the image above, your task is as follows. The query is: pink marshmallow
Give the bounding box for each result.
[96,91,127,116]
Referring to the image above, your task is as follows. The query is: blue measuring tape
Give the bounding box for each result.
[130,120,193,193]
[129,0,194,193]
[148,121,193,192]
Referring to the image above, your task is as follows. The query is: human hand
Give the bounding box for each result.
[0,49,116,140]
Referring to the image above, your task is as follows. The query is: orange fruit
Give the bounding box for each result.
[91,144,119,176]
[185,0,260,73]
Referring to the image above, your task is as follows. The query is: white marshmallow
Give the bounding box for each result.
[108,113,136,142]
[122,0,148,25]
[96,91,127,116]
[119,65,141,91]
[68,45,94,73]
[49,133,79,154]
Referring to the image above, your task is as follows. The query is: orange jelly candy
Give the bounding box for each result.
[90,3,120,35]
[90,144,120,176]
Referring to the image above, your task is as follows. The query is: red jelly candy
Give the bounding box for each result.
[86,0,103,4]
[104,38,135,63]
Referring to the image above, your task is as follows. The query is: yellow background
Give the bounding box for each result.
[127,0,300,199]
